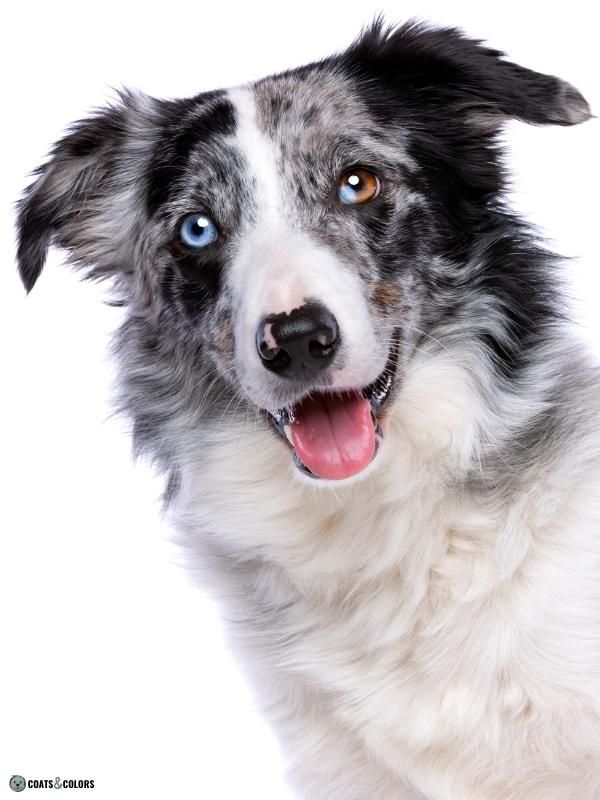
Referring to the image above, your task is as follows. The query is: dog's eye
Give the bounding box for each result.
[179,213,219,249]
[338,168,380,205]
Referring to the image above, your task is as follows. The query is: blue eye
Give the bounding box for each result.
[179,213,219,249]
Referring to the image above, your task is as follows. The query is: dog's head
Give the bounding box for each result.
[16,21,590,483]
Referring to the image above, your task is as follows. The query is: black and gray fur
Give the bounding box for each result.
[16,21,591,469]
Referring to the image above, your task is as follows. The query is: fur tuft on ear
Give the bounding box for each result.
[347,18,591,129]
[16,91,144,293]
[17,171,54,293]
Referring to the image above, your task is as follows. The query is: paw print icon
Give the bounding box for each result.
[9,775,26,792]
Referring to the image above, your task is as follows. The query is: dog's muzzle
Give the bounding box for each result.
[266,331,399,481]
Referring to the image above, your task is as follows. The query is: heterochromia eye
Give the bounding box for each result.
[338,168,381,205]
[179,213,219,249]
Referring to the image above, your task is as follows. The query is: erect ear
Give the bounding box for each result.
[347,19,592,130]
[16,91,144,293]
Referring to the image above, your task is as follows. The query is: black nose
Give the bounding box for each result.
[256,302,339,379]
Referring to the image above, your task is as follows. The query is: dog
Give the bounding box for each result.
[16,19,600,799]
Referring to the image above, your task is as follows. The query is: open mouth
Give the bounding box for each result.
[266,336,399,481]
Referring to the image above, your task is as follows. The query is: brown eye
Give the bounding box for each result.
[338,168,381,205]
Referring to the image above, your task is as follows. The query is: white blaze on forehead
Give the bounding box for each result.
[226,84,387,405]
[227,84,307,315]
[227,85,282,225]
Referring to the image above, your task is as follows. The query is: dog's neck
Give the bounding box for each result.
[168,342,575,602]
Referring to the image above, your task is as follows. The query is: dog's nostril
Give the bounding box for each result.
[258,341,281,361]
[256,302,339,379]
[257,339,291,371]
[308,338,333,358]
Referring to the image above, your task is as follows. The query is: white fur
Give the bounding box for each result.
[169,339,600,799]
[226,86,388,409]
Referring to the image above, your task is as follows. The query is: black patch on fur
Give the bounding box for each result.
[354,197,395,249]
[65,109,127,158]
[373,204,433,281]
[303,105,320,125]
[16,102,128,292]
[417,226,564,383]
[338,19,589,261]
[473,234,563,382]
[393,206,430,261]
[145,94,235,215]
[335,20,589,382]
[269,95,293,128]
[160,264,177,305]
[342,20,589,127]
[167,246,223,320]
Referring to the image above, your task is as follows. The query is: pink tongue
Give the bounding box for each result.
[289,392,376,480]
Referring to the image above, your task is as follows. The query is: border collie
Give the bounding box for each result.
[16,20,600,799]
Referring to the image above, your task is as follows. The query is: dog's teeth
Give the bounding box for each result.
[284,424,293,444]
[268,407,290,430]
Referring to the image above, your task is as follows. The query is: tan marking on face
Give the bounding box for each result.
[370,281,402,310]
[214,319,234,361]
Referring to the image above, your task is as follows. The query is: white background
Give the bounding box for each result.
[1,2,598,798]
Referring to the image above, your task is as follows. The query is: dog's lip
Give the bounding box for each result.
[266,333,399,479]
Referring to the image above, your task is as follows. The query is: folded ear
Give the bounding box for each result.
[16,92,141,292]
[348,19,592,129]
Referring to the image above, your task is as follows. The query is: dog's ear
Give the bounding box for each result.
[16,93,143,293]
[347,19,592,130]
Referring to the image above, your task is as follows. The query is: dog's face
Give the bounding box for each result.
[17,22,590,483]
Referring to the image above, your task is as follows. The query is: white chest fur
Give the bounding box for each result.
[172,355,600,798]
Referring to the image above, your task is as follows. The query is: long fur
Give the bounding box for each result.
[16,20,600,799]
